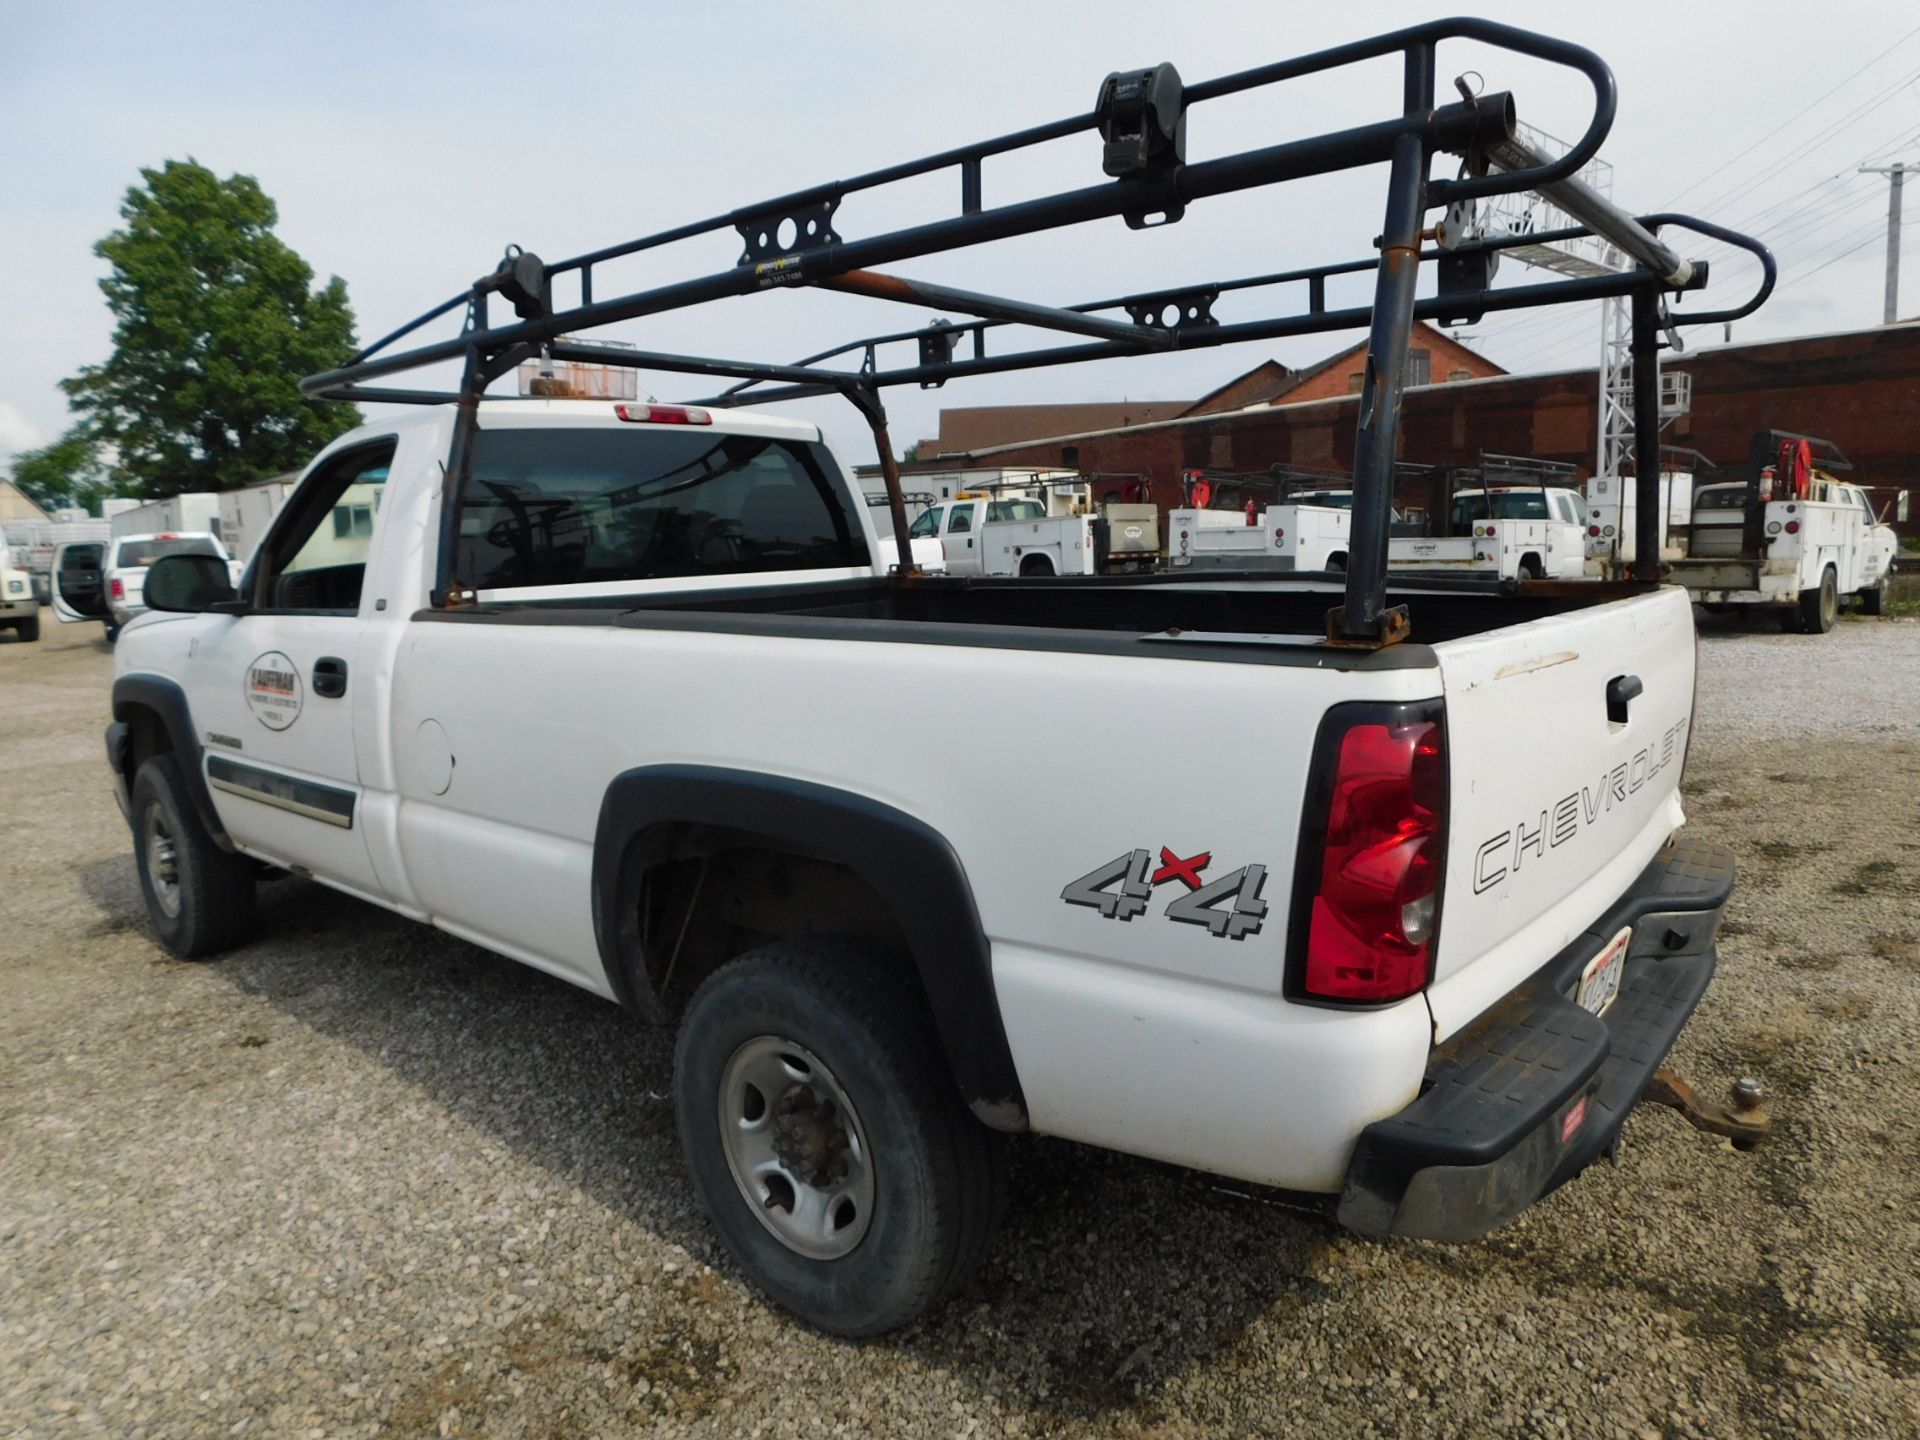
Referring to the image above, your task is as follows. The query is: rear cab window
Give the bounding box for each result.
[113,536,220,569]
[456,427,870,594]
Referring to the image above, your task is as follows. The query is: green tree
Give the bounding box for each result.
[62,159,361,497]
[8,425,114,516]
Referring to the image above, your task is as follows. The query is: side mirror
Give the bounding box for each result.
[144,553,239,613]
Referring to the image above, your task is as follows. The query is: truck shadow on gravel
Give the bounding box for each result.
[150,871,1338,1423]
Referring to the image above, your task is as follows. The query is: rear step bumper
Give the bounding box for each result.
[1337,834,1734,1242]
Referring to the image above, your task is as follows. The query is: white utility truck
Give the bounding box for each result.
[1391,483,1589,581]
[1669,433,1900,631]
[0,537,38,641]
[78,22,1779,1338]
[904,494,1096,576]
[1166,500,1353,570]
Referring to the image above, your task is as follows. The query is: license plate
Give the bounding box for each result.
[1577,927,1631,1017]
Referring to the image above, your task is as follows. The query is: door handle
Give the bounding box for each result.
[313,656,348,699]
[1606,673,1642,725]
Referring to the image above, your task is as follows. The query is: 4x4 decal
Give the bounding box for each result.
[1061,846,1269,941]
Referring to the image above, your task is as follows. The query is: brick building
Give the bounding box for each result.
[956,321,1920,529]
[913,322,1504,460]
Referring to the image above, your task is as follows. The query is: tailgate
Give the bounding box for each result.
[1427,586,1695,1039]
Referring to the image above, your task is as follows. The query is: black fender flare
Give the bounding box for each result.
[111,674,236,851]
[591,764,1027,1131]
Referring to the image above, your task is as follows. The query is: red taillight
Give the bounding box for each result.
[110,577,125,599]
[1297,709,1446,1003]
[1784,520,1800,535]
[614,403,712,425]
[1588,525,1601,537]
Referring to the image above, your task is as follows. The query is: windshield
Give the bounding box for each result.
[114,536,220,568]
[1694,484,1749,511]
[456,428,870,590]
[1291,491,1353,509]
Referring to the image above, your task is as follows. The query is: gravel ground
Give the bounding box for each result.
[3,608,1918,1439]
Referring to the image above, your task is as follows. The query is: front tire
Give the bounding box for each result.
[674,941,1006,1336]
[130,754,255,958]
[1859,572,1888,617]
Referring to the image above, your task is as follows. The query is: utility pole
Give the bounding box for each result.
[1860,162,1911,324]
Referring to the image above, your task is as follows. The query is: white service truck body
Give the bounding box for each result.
[1584,472,1696,574]
[1166,503,1352,571]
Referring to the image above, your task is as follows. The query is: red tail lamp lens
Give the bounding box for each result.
[1300,715,1446,1002]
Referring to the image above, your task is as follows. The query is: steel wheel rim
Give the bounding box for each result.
[718,1035,875,1260]
[143,804,182,919]
[1822,574,1837,627]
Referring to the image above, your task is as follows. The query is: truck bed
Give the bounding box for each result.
[430,573,1647,658]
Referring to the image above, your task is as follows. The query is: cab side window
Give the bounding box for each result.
[251,440,397,614]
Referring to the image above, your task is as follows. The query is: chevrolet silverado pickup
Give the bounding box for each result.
[80,19,1778,1334]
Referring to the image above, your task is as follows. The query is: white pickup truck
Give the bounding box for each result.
[79,17,1786,1335]
[49,531,241,641]
[93,396,1758,1332]
[904,494,1095,576]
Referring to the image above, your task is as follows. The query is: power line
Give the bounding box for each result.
[1662,24,1920,207]
[1683,63,1920,221]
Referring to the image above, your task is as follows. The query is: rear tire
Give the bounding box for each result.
[1797,566,1837,634]
[673,940,1007,1336]
[1518,556,1544,581]
[130,753,255,958]
[1017,554,1054,577]
[15,613,39,642]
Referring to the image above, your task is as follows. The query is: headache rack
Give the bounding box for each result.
[300,17,1773,648]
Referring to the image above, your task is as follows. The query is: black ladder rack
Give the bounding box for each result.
[299,17,1775,646]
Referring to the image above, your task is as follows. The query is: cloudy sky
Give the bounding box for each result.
[3,1,1916,471]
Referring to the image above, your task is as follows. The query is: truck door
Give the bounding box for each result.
[1550,491,1585,578]
[944,501,983,574]
[49,542,112,623]
[181,439,395,900]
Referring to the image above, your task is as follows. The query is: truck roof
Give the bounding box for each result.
[333,398,824,448]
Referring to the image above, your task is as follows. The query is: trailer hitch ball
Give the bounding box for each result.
[1640,1066,1772,1150]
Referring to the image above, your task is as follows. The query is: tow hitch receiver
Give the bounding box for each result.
[1639,1068,1771,1151]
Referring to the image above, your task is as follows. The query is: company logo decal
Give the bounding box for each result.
[244,651,303,731]
[1062,845,1268,941]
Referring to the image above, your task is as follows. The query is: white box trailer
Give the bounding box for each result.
[218,477,297,563]
[109,492,223,543]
